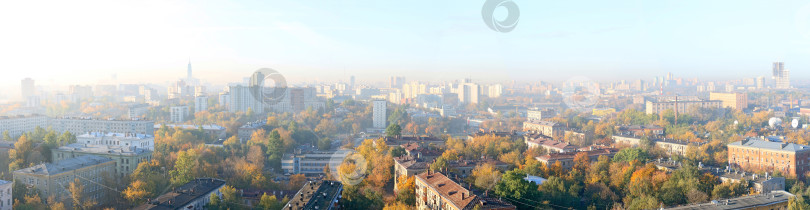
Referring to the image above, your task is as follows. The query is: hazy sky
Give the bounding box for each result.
[2,0,810,90]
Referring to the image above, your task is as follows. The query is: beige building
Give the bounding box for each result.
[52,143,152,177]
[645,98,722,115]
[710,92,748,110]
[13,155,116,207]
[522,120,564,138]
[415,172,515,210]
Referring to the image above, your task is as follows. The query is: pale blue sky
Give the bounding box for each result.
[1,0,810,88]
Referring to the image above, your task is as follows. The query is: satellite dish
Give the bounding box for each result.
[792,119,800,129]
[768,117,782,128]
[734,120,739,125]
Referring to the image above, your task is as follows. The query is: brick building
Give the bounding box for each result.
[728,138,810,177]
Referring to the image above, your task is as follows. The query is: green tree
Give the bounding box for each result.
[257,193,281,210]
[170,150,199,186]
[494,169,540,210]
[612,148,648,163]
[385,124,402,138]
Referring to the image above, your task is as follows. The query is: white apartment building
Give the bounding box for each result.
[51,118,155,135]
[0,180,10,210]
[195,96,208,113]
[77,132,155,151]
[228,84,263,114]
[0,115,50,138]
[373,100,387,129]
[170,106,189,123]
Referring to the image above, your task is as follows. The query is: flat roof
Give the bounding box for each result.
[728,138,810,152]
[285,180,343,210]
[664,190,793,209]
[56,143,151,156]
[134,178,226,210]
[14,155,114,176]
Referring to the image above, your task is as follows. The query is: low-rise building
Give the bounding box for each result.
[415,171,515,210]
[134,178,226,210]
[663,190,793,210]
[12,155,116,207]
[522,120,564,138]
[524,134,578,153]
[281,150,350,176]
[285,180,343,210]
[52,143,152,177]
[535,149,619,170]
[616,125,665,136]
[710,92,749,110]
[645,97,722,115]
[77,132,155,151]
[238,120,265,143]
[394,156,430,192]
[728,138,810,177]
[0,180,10,210]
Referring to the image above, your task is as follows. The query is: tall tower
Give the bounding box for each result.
[187,59,193,80]
[20,78,35,100]
[773,62,790,89]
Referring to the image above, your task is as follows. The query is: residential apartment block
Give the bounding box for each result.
[53,143,152,177]
[134,178,226,210]
[77,132,155,151]
[415,172,515,210]
[12,155,116,207]
[728,138,810,177]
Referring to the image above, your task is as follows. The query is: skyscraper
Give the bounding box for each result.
[373,100,387,129]
[20,78,34,100]
[773,62,790,89]
[187,59,193,81]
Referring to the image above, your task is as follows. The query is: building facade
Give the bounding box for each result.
[0,114,49,138]
[645,98,722,115]
[415,172,515,210]
[52,143,152,177]
[77,132,155,151]
[13,155,116,207]
[170,106,190,123]
[51,118,155,135]
[728,138,810,177]
[0,180,10,210]
[373,100,387,129]
[194,96,208,113]
[709,92,748,110]
[522,120,565,138]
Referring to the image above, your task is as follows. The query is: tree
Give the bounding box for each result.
[318,137,332,151]
[395,176,416,205]
[385,124,402,138]
[789,195,810,210]
[471,163,502,194]
[247,145,265,170]
[123,180,149,204]
[170,149,199,186]
[289,174,307,190]
[223,136,239,147]
[257,193,281,210]
[9,135,33,171]
[390,147,406,158]
[494,169,539,210]
[2,130,9,140]
[612,148,648,163]
[69,178,97,209]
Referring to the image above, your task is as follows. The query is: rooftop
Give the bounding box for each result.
[285,180,343,210]
[664,190,793,210]
[77,132,153,139]
[134,178,226,210]
[156,124,225,130]
[416,172,476,209]
[56,143,151,156]
[728,138,810,152]
[536,148,619,162]
[15,155,114,176]
[524,120,560,126]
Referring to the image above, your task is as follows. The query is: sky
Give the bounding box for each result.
[2,0,810,91]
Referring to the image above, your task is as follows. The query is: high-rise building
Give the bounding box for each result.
[170,106,190,123]
[757,76,765,89]
[373,100,387,129]
[389,76,405,88]
[228,84,263,114]
[20,78,34,101]
[195,96,208,113]
[458,83,479,104]
[773,62,790,89]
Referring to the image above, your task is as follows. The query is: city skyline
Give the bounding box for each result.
[3,1,810,89]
